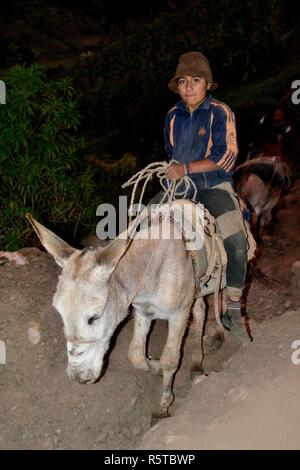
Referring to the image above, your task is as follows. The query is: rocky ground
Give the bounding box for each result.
[138,179,300,450]
[138,308,300,450]
[0,180,299,450]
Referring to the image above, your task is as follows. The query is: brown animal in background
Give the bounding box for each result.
[235,172,280,239]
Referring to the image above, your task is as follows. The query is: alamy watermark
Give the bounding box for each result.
[291,340,300,365]
[291,80,300,105]
[0,80,6,104]
[95,196,205,250]
[0,340,6,365]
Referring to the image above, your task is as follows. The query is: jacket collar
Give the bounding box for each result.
[176,94,213,113]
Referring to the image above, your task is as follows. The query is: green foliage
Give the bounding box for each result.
[0,64,97,250]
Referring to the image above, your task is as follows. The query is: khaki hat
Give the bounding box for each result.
[168,51,218,93]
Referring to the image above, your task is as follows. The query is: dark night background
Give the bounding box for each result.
[0,0,300,248]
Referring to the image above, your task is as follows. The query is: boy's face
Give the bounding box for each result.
[177,76,211,112]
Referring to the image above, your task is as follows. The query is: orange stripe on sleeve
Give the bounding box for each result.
[211,100,238,171]
[204,113,214,159]
[169,115,175,147]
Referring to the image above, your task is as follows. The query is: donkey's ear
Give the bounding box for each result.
[95,237,129,275]
[26,214,77,268]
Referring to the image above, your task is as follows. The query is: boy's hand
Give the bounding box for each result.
[165,162,186,181]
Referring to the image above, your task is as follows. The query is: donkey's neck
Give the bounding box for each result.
[110,238,157,319]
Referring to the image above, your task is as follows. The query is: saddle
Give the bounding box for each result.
[153,199,227,298]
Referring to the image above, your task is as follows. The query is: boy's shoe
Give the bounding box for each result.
[222,302,252,345]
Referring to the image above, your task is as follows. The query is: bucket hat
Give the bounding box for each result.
[168,51,218,93]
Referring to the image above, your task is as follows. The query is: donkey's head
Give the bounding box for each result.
[26,215,128,384]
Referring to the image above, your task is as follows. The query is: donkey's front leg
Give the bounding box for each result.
[128,310,152,371]
[153,309,189,419]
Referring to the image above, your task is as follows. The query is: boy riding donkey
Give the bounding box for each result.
[157,51,256,344]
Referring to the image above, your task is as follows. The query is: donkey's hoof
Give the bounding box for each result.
[210,330,225,350]
[204,330,225,352]
[151,410,170,424]
[190,365,204,381]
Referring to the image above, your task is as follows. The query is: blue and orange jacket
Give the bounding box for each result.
[164,94,238,190]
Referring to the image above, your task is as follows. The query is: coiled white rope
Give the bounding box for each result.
[122,160,198,222]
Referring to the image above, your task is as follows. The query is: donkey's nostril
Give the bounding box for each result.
[69,348,84,357]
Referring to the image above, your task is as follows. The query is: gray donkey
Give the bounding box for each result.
[27,208,225,418]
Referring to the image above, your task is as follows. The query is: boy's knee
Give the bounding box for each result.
[223,231,247,260]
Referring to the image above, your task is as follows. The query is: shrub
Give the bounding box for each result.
[0,64,97,250]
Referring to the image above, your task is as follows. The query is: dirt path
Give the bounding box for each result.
[137,179,300,450]
[138,309,300,450]
[0,180,299,450]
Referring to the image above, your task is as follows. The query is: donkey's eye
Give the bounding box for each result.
[88,315,99,325]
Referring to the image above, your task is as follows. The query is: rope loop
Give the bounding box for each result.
[122,160,198,222]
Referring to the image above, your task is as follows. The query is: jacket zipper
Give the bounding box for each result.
[188,110,208,189]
